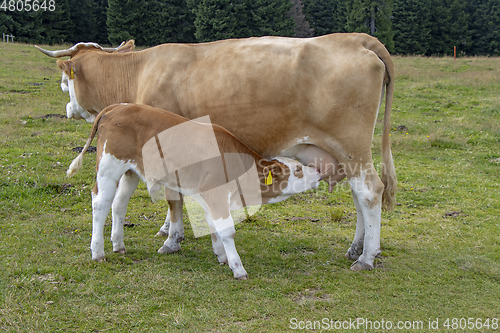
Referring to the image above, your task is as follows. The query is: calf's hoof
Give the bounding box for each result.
[157,244,180,254]
[114,248,126,254]
[350,260,373,271]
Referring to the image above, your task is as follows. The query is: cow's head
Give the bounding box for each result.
[261,157,321,203]
[35,40,135,122]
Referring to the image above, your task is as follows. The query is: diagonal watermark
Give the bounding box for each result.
[142,116,261,237]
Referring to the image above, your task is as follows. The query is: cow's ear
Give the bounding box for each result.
[114,40,135,54]
[56,59,75,78]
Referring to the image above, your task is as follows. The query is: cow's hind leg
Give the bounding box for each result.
[345,191,365,261]
[111,172,140,254]
[347,164,384,271]
[158,196,185,254]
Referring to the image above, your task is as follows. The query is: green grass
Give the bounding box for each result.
[1,43,500,332]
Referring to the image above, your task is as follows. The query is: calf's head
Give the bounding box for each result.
[261,157,321,203]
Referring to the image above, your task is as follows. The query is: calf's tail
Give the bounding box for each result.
[66,105,116,177]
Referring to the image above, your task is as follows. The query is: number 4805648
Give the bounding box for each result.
[1,0,56,11]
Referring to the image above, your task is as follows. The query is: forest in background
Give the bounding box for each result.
[1,0,499,55]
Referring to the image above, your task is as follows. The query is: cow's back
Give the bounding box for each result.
[136,33,388,160]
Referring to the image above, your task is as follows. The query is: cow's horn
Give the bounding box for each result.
[102,41,125,53]
[34,45,74,58]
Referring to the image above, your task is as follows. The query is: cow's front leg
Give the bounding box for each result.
[347,168,383,271]
[111,172,140,254]
[158,196,185,254]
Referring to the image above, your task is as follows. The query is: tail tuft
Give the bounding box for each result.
[67,154,84,177]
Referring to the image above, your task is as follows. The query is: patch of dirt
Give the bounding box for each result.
[444,211,468,218]
[38,114,66,119]
[285,216,320,222]
[397,125,408,131]
[489,157,500,164]
[293,288,331,305]
[72,146,97,153]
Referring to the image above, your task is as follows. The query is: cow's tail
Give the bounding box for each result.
[364,35,397,211]
[66,105,115,177]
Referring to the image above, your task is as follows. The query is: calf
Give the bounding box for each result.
[67,103,321,279]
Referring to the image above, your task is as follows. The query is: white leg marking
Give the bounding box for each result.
[209,215,247,280]
[345,190,365,261]
[206,211,227,264]
[111,173,140,254]
[348,171,382,270]
[91,176,118,261]
[91,152,131,261]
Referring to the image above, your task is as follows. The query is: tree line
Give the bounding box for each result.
[1,0,499,55]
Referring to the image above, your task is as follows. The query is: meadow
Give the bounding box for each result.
[0,42,499,332]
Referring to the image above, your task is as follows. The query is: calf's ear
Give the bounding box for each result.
[264,161,287,178]
[56,59,75,78]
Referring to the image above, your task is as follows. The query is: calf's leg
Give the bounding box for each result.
[158,196,185,254]
[111,172,140,254]
[91,176,120,261]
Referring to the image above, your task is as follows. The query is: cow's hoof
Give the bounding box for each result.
[155,230,168,237]
[345,246,363,261]
[93,256,106,263]
[235,274,248,280]
[113,248,126,254]
[350,260,373,271]
[157,244,180,254]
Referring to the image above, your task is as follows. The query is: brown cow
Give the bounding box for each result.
[67,103,321,279]
[38,33,397,271]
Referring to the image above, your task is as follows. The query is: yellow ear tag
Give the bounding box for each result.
[265,170,273,185]
[70,67,74,79]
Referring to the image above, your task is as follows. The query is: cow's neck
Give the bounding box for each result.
[86,53,142,111]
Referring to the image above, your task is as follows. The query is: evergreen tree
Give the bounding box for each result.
[392,0,432,55]
[189,0,246,42]
[427,0,470,55]
[139,0,195,44]
[289,0,314,37]
[475,0,500,55]
[246,0,295,37]
[303,0,347,36]
[39,0,72,44]
[92,0,110,45]
[67,0,95,43]
[107,0,136,45]
[346,0,394,51]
